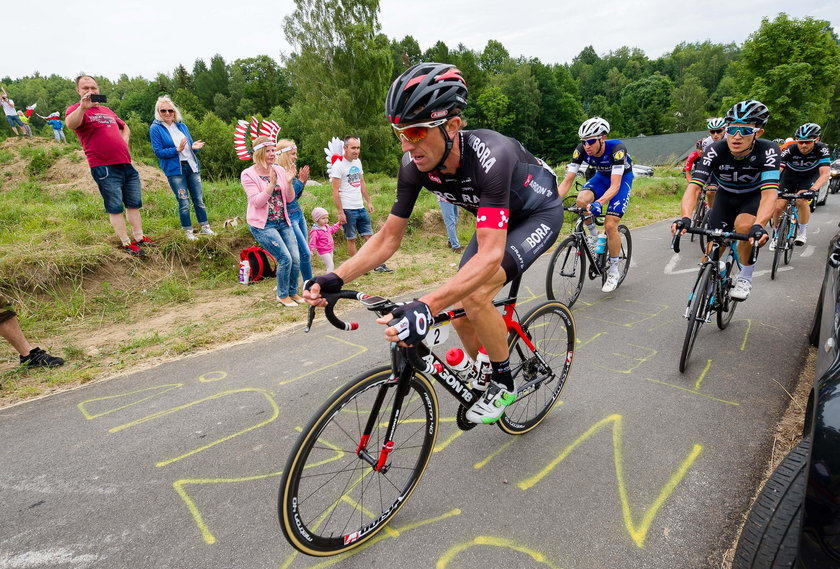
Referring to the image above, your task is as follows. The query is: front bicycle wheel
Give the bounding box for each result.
[498,301,576,435]
[680,264,712,373]
[689,200,706,243]
[545,236,586,307]
[771,217,787,280]
[279,366,438,556]
[600,225,632,288]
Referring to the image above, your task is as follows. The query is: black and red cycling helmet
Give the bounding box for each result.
[386,62,468,124]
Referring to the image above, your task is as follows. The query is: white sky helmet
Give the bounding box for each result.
[578,117,610,139]
[707,117,726,129]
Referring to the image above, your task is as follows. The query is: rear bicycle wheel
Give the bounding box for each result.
[771,216,788,280]
[545,236,586,307]
[599,225,632,288]
[680,265,712,373]
[279,366,438,556]
[784,219,795,264]
[498,301,576,435]
[716,268,738,330]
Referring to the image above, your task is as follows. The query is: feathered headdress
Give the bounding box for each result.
[324,137,344,177]
[233,117,281,160]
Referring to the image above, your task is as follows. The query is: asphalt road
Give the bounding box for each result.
[1,199,835,569]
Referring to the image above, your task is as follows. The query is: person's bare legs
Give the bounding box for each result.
[109,213,131,244]
[0,316,33,356]
[125,208,144,241]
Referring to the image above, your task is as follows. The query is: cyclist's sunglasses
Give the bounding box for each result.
[709,129,724,134]
[391,118,448,144]
[581,138,600,146]
[795,138,816,144]
[726,125,759,136]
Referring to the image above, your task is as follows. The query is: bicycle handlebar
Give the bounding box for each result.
[565,206,605,226]
[671,225,760,265]
[778,190,816,201]
[303,290,373,333]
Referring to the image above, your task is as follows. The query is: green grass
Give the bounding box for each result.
[0,152,687,401]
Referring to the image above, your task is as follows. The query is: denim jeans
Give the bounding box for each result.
[166,166,208,229]
[53,129,66,142]
[90,164,143,213]
[249,219,301,298]
[288,208,313,282]
[439,200,460,248]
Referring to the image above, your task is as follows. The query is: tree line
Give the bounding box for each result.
[2,4,837,181]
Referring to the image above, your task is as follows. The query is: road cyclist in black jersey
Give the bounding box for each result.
[557,117,634,293]
[672,99,780,302]
[303,62,565,425]
[769,122,832,249]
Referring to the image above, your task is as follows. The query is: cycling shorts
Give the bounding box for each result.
[459,201,565,283]
[0,295,15,324]
[580,171,633,217]
[707,189,765,230]
[779,171,819,194]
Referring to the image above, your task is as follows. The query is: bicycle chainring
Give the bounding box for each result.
[456,405,477,431]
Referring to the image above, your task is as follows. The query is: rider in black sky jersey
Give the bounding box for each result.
[673,99,780,301]
[303,62,565,424]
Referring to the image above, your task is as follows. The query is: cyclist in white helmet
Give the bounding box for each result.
[557,117,634,293]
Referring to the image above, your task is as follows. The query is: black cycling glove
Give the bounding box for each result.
[749,224,767,241]
[389,300,434,345]
[674,217,691,230]
[304,272,344,294]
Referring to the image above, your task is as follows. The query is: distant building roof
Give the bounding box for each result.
[621,130,708,166]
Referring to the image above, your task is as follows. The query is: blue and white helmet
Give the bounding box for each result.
[725,100,769,127]
[707,117,726,130]
[578,117,610,139]
[794,123,821,140]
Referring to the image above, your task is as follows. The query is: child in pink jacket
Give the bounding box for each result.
[309,207,342,272]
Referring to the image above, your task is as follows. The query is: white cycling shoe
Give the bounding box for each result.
[465,382,517,424]
[602,272,620,293]
[730,277,752,301]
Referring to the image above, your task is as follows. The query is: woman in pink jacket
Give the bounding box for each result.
[241,136,301,307]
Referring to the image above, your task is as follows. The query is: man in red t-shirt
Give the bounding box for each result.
[66,75,154,257]
[682,139,704,183]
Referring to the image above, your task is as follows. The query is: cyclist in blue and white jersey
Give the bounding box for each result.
[304,62,565,424]
[673,100,780,301]
[770,122,831,247]
[557,117,633,293]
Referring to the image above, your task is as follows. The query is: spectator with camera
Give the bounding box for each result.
[66,75,154,257]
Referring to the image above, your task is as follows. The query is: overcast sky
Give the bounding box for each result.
[5,0,838,81]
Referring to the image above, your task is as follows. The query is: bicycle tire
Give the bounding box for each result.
[599,225,632,288]
[716,267,737,330]
[771,217,787,280]
[498,301,576,435]
[689,200,706,243]
[279,366,438,556]
[698,210,712,254]
[545,235,586,308]
[784,221,795,265]
[680,264,712,373]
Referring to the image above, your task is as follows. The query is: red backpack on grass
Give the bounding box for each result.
[240,246,276,282]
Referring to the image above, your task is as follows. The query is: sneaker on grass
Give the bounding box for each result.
[20,347,64,368]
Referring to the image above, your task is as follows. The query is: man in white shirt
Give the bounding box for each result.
[330,136,392,272]
[1,93,25,137]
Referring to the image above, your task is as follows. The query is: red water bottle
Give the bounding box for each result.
[446,348,474,376]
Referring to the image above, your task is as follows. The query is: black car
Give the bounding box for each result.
[733,226,840,568]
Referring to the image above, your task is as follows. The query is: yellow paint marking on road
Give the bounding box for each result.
[78,384,183,419]
[516,413,703,548]
[279,335,368,386]
[437,536,563,569]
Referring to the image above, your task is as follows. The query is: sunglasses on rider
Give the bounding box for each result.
[725,125,759,136]
[581,138,600,146]
[795,138,815,144]
[709,129,724,135]
[391,118,448,144]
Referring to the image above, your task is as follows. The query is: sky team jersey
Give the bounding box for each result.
[391,129,561,228]
[690,138,780,194]
[780,141,831,175]
[566,139,632,176]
